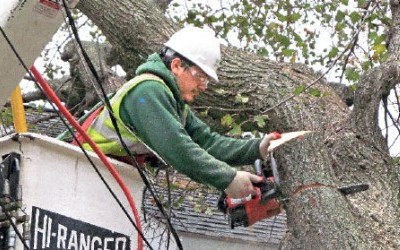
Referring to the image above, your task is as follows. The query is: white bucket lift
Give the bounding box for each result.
[0,133,144,249]
[0,0,78,106]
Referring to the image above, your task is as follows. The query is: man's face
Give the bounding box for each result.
[171,58,210,103]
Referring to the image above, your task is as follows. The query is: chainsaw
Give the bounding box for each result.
[218,152,369,229]
[218,153,282,229]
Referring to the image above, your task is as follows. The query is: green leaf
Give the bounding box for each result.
[335,10,346,22]
[229,124,242,136]
[258,47,268,56]
[293,32,304,43]
[277,35,290,47]
[235,94,249,104]
[368,31,378,40]
[373,44,386,54]
[349,11,361,24]
[205,207,214,215]
[194,204,202,213]
[374,34,386,45]
[308,88,321,97]
[345,68,360,82]
[215,88,226,95]
[357,0,367,8]
[221,114,234,127]
[241,96,249,103]
[288,13,302,23]
[294,85,305,95]
[381,16,392,26]
[254,115,266,128]
[276,12,287,22]
[199,110,208,117]
[335,22,346,31]
[282,48,295,57]
[328,47,339,58]
[37,105,45,113]
[361,61,372,71]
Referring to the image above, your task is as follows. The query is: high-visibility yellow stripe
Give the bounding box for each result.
[10,86,27,132]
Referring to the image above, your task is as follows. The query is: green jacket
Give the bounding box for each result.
[120,53,262,191]
[120,54,261,190]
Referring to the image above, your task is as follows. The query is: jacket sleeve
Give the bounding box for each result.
[119,81,237,191]
[185,110,262,166]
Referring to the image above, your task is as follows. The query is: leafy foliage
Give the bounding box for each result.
[167,0,391,85]
[167,0,397,147]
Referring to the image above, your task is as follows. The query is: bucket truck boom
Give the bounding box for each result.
[0,0,78,106]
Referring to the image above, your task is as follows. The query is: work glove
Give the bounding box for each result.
[224,171,263,199]
[259,132,281,160]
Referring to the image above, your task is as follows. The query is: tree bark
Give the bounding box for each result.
[77,0,400,248]
[59,39,125,115]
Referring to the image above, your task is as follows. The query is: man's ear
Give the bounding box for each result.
[170,58,185,76]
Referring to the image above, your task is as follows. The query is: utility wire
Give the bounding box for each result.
[0,25,152,249]
[61,1,183,249]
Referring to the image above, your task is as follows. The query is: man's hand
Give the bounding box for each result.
[224,171,263,199]
[259,132,281,160]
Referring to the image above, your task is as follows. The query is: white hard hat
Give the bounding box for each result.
[164,26,221,82]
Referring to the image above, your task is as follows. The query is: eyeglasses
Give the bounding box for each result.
[190,68,209,88]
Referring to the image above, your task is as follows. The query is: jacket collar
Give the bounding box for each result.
[135,53,185,109]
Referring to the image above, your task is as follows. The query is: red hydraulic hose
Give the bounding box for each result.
[30,66,144,250]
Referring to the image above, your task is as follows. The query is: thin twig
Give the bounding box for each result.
[192,105,254,112]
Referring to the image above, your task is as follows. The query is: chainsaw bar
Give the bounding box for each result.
[337,183,369,195]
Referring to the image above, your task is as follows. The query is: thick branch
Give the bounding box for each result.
[60,39,125,114]
[326,82,354,106]
[77,0,178,78]
[388,0,400,62]
[351,1,400,142]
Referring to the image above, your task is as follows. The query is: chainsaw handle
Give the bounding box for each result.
[254,159,264,176]
[252,180,267,188]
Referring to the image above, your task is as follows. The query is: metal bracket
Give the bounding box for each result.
[0,152,30,249]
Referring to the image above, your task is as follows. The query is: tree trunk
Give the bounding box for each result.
[77,0,400,248]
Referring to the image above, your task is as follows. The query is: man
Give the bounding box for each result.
[79,26,278,199]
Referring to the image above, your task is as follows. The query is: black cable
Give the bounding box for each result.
[61,1,183,249]
[0,25,152,248]
[165,170,172,249]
